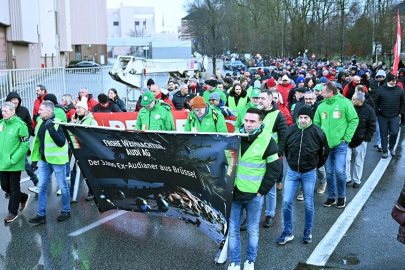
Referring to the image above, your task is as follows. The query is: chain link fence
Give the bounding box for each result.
[0,66,129,115]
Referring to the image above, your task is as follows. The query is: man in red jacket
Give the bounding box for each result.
[343,76,368,100]
[76,87,99,112]
[277,75,295,111]
[33,84,47,129]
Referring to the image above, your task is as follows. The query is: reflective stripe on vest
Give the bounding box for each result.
[235,130,273,193]
[228,96,248,114]
[263,110,279,143]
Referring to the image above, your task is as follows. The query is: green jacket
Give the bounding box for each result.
[203,88,227,104]
[55,106,67,123]
[0,116,30,171]
[135,100,175,131]
[314,93,359,148]
[234,102,257,129]
[184,105,228,133]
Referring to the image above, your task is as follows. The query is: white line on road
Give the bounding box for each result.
[306,132,401,266]
[68,210,126,237]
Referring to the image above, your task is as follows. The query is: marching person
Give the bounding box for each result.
[346,92,376,188]
[276,106,329,245]
[0,102,31,223]
[29,101,71,224]
[184,96,227,133]
[228,108,281,270]
[314,82,359,209]
[1,92,38,193]
[70,100,98,202]
[135,91,175,131]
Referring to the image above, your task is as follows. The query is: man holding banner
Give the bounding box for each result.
[228,108,281,270]
[135,91,175,131]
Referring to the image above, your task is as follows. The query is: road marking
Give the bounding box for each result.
[306,132,401,266]
[68,210,126,237]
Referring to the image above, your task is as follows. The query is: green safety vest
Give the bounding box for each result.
[228,96,248,114]
[30,118,68,165]
[235,130,278,193]
[262,110,280,143]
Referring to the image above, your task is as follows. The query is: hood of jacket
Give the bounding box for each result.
[6,92,22,110]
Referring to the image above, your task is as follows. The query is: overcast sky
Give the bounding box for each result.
[107,0,189,33]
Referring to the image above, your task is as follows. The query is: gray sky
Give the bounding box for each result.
[107,0,188,33]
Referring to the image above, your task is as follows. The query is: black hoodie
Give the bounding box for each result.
[1,92,34,136]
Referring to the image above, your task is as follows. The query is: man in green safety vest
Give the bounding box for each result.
[227,108,281,270]
[29,100,71,224]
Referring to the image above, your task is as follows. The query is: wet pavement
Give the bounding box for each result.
[0,131,403,270]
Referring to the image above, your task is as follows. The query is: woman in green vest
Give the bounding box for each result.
[227,83,250,115]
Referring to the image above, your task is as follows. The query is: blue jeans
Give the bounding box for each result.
[265,185,276,217]
[282,167,316,234]
[37,160,70,216]
[325,141,348,199]
[375,118,381,146]
[228,195,264,265]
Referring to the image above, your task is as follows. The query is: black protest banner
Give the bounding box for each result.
[62,124,240,244]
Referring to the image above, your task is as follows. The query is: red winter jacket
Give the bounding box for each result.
[32,93,47,129]
[155,92,175,110]
[277,83,295,111]
[277,102,293,126]
[343,81,368,99]
[76,94,99,112]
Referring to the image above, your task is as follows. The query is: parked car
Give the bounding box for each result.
[229,60,245,72]
[67,61,100,73]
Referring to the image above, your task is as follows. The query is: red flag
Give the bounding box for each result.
[392,9,401,76]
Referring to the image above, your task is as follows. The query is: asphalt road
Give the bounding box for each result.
[0,131,403,270]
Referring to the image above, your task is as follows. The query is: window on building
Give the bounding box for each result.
[135,21,140,26]
[75,45,81,52]
[113,21,119,26]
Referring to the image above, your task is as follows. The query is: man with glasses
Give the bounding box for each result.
[184,96,227,133]
[343,75,368,100]
[374,73,405,158]
[346,92,376,188]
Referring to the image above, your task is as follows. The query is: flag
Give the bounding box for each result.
[392,9,401,76]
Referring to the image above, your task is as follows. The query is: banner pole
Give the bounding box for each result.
[73,162,81,201]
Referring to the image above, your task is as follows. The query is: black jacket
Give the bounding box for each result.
[369,78,386,99]
[349,103,376,148]
[110,97,127,112]
[284,123,329,173]
[375,83,405,118]
[262,102,288,156]
[172,91,189,110]
[92,101,122,113]
[234,129,281,201]
[1,91,34,136]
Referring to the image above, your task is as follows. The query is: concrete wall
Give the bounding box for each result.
[107,8,121,38]
[7,0,39,43]
[0,0,10,26]
[70,0,107,45]
[38,0,57,58]
[58,0,72,52]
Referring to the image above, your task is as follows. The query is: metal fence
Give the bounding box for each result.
[0,66,129,115]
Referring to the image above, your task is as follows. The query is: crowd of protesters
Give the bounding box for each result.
[1,55,405,270]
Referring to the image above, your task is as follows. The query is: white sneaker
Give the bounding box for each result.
[57,189,62,195]
[28,186,39,194]
[227,262,240,270]
[296,191,304,201]
[243,260,254,270]
[316,183,327,194]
